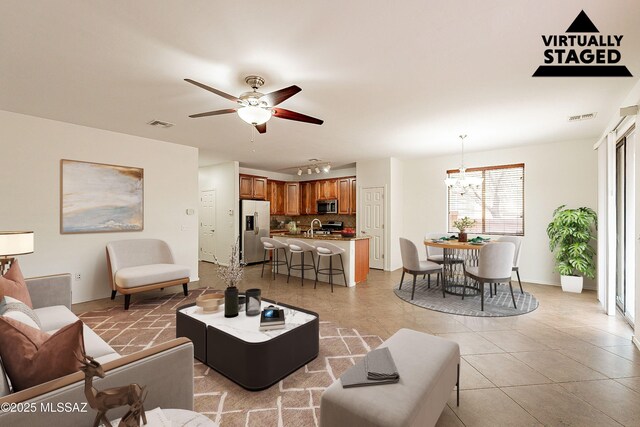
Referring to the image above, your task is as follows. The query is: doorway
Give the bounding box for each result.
[199,190,216,263]
[361,187,385,269]
[616,139,626,313]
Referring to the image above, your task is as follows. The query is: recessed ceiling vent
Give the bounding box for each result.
[147,119,175,128]
[568,112,597,122]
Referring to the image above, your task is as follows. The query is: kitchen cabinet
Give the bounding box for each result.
[318,179,338,200]
[267,180,285,215]
[350,178,357,214]
[300,181,317,215]
[337,177,356,214]
[239,174,267,200]
[284,182,300,215]
[338,178,350,214]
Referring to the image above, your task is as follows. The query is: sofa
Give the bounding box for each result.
[0,273,194,427]
[106,239,191,310]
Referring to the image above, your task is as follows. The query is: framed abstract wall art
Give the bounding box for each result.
[60,159,144,234]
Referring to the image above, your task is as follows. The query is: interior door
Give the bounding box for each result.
[199,190,216,263]
[361,187,384,269]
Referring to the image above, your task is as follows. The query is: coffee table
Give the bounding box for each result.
[176,298,319,390]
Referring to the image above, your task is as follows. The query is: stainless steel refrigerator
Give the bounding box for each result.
[240,200,270,264]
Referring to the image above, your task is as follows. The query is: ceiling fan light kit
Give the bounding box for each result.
[185,75,323,134]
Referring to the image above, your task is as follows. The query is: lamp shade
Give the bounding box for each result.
[237,106,272,125]
[0,231,34,257]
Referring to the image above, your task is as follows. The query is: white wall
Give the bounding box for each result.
[239,166,357,182]
[199,161,240,265]
[0,110,199,303]
[402,139,598,288]
[356,158,403,271]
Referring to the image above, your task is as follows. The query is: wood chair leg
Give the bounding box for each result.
[428,274,431,288]
[339,254,348,286]
[110,290,116,300]
[480,282,485,311]
[287,252,293,283]
[516,270,523,293]
[124,294,131,310]
[509,281,517,309]
[311,254,318,282]
[183,283,188,296]
[411,274,417,300]
[399,271,405,289]
[261,249,267,278]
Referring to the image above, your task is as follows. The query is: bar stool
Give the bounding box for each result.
[260,237,289,280]
[286,239,317,286]
[313,241,347,293]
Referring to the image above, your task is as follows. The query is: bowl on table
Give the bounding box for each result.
[196,292,224,313]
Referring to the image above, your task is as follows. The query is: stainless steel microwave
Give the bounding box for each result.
[317,199,338,214]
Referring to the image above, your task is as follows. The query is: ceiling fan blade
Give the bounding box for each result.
[261,85,301,106]
[184,79,241,103]
[188,108,237,118]
[255,123,267,134]
[272,108,324,125]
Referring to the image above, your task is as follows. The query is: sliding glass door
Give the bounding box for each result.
[615,139,626,313]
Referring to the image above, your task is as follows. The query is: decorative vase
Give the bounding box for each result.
[560,275,583,293]
[458,232,468,242]
[224,286,239,318]
[245,288,262,316]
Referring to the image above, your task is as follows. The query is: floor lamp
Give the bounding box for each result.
[0,231,34,275]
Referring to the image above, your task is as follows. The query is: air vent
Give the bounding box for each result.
[147,119,175,128]
[568,112,597,122]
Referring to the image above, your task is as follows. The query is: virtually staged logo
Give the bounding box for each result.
[533,10,632,77]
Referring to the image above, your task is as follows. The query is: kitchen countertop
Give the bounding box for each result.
[270,232,370,241]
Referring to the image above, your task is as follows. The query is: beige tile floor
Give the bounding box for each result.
[74,262,640,426]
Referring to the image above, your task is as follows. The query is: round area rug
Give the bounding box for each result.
[394,278,539,317]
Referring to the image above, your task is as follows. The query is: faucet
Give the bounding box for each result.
[309,218,322,238]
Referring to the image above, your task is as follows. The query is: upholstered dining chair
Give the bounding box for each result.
[497,236,523,293]
[399,238,443,300]
[463,242,516,311]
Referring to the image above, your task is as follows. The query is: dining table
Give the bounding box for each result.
[423,239,488,297]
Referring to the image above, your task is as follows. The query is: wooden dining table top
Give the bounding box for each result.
[423,239,488,250]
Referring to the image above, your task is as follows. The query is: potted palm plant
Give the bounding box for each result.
[453,216,476,242]
[546,205,597,293]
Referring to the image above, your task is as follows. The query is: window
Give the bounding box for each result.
[447,163,524,235]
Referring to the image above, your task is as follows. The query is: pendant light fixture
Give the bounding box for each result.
[445,135,483,194]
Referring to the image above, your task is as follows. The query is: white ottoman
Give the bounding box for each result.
[320,328,460,427]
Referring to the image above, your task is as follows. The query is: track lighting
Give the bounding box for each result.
[297,169,302,176]
[315,167,320,174]
[323,164,331,173]
[307,168,312,175]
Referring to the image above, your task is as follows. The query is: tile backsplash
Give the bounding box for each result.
[271,214,356,230]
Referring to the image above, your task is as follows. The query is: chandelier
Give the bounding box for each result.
[444,135,483,194]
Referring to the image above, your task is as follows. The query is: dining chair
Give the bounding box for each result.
[399,238,443,300]
[463,242,516,311]
[497,236,523,293]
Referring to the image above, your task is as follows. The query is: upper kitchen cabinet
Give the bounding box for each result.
[350,178,357,214]
[239,174,267,200]
[338,177,356,214]
[268,180,285,215]
[284,182,300,215]
[318,179,338,200]
[300,181,318,215]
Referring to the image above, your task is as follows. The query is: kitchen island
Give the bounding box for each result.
[270,233,370,287]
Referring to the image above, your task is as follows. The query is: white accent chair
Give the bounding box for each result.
[286,239,317,286]
[463,242,516,311]
[399,238,443,300]
[497,236,523,293]
[313,241,346,292]
[106,239,190,310]
[260,237,289,280]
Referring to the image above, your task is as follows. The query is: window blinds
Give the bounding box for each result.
[447,163,524,236]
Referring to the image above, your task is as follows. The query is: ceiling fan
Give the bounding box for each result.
[185,75,323,134]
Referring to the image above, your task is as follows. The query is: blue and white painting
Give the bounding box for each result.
[61,160,143,233]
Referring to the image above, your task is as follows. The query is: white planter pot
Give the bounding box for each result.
[560,275,583,293]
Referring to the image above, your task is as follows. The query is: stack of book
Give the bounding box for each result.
[340,347,400,388]
[259,306,286,331]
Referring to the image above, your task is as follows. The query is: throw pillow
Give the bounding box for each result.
[0,296,41,329]
[0,317,85,391]
[0,260,33,308]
